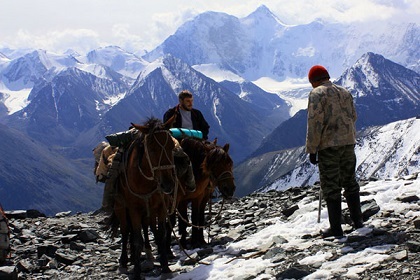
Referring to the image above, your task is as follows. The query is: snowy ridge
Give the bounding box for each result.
[339,52,420,103]
[145,8,419,82]
[166,175,420,279]
[5,175,419,279]
[84,46,148,79]
[260,117,420,193]
[356,118,420,179]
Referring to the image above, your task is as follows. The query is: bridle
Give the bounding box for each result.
[138,130,176,181]
[206,147,235,198]
[122,128,178,217]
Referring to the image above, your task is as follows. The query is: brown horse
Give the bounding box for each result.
[174,137,236,248]
[110,117,177,277]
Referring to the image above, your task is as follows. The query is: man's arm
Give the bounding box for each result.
[163,107,176,123]
[305,92,324,154]
[194,109,210,140]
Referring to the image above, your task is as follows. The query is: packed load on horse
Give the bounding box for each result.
[92,118,197,214]
[91,106,235,276]
[169,128,203,139]
[103,117,178,277]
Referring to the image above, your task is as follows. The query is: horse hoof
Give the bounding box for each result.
[191,240,206,248]
[141,259,154,272]
[167,251,176,260]
[118,266,128,274]
[162,267,172,274]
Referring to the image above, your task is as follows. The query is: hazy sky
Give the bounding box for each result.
[1,0,419,54]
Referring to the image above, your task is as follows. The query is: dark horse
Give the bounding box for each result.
[109,117,177,278]
[174,137,236,248]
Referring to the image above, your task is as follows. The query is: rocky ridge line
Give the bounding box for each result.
[0,175,419,279]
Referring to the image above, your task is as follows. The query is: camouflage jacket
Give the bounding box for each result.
[305,81,357,154]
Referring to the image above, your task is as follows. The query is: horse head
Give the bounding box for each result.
[203,142,236,199]
[130,118,176,194]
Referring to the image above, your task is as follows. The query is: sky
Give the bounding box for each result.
[1,0,419,55]
[150,175,420,279]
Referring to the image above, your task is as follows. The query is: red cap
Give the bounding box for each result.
[308,65,330,83]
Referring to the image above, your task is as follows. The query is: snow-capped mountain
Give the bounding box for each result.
[219,80,290,125]
[0,6,418,214]
[93,54,282,161]
[84,46,148,79]
[0,50,80,91]
[5,66,129,156]
[337,52,420,129]
[2,51,288,162]
[143,5,419,82]
[235,117,420,197]
[250,52,420,159]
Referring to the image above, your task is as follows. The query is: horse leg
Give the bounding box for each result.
[119,230,129,269]
[128,211,144,279]
[177,201,189,248]
[165,213,176,259]
[143,221,154,261]
[114,207,129,271]
[155,216,171,273]
[191,198,207,248]
[131,230,144,278]
[190,199,201,248]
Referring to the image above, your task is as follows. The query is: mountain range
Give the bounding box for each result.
[0,6,418,215]
[250,52,420,158]
[144,5,419,80]
[235,117,420,197]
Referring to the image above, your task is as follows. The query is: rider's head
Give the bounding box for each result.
[178,90,194,111]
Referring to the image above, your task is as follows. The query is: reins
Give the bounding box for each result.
[138,131,176,181]
[212,170,234,185]
[121,129,178,217]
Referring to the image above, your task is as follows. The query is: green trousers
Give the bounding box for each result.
[318,144,359,201]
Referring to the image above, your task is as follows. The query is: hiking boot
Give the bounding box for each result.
[346,193,364,229]
[321,228,344,238]
[322,198,344,238]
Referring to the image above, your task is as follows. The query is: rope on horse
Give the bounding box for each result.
[166,202,211,266]
[139,132,176,181]
[121,130,177,217]
[174,195,226,230]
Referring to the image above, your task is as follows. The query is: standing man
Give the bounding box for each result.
[163,90,210,140]
[306,65,364,238]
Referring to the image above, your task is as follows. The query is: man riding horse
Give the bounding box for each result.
[163,90,210,140]
[96,89,208,213]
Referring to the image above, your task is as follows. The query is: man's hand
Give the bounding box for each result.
[309,153,318,165]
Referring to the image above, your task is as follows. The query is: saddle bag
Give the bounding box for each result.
[170,128,203,139]
[105,128,138,147]
[0,205,11,263]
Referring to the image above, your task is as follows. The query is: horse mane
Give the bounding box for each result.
[204,145,232,171]
[126,117,165,169]
[143,117,164,134]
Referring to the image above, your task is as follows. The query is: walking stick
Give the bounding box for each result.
[317,187,322,223]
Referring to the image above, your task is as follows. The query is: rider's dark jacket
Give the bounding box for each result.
[163,105,210,140]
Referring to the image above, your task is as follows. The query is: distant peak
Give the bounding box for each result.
[254,4,271,14]
[357,52,386,66]
[244,5,286,26]
[248,4,275,18]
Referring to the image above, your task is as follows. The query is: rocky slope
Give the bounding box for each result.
[1,175,419,279]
